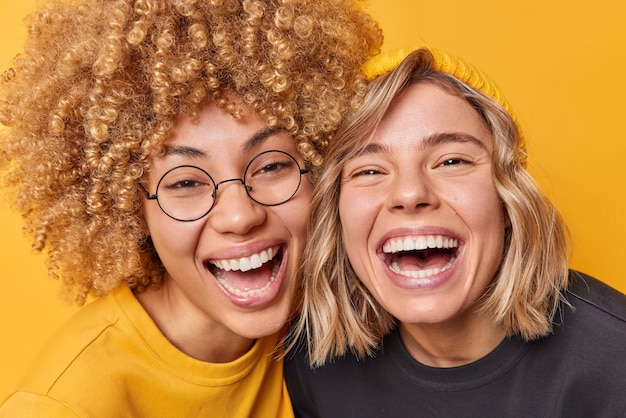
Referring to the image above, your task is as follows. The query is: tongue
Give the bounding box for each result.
[396,251,450,271]
[218,263,274,291]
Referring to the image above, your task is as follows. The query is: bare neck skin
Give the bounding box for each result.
[136,286,254,364]
[398,309,506,368]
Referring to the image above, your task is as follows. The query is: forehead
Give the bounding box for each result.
[166,100,295,157]
[370,82,493,150]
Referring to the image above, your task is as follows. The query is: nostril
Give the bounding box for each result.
[388,177,437,211]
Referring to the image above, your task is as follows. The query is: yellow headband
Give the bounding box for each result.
[364,47,524,150]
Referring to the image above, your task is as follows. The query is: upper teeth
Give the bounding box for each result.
[210,246,279,272]
[382,235,458,253]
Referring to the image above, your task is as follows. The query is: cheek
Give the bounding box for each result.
[338,189,360,241]
[449,178,505,231]
[338,187,379,261]
[338,190,383,299]
[339,183,385,220]
[144,207,200,262]
[276,185,312,243]
[295,182,313,236]
[284,208,309,241]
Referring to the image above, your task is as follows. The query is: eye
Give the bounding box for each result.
[158,166,214,197]
[342,153,388,184]
[161,178,212,197]
[440,158,466,167]
[353,168,382,177]
[342,164,387,186]
[256,159,294,175]
[248,151,298,179]
[431,154,481,177]
[167,179,203,189]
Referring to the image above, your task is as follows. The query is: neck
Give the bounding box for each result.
[398,311,506,368]
[135,285,254,363]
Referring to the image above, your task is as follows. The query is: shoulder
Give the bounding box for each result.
[284,330,397,407]
[519,271,626,412]
[284,332,392,381]
[1,286,163,415]
[285,330,412,417]
[545,270,626,366]
[564,270,626,324]
[1,392,82,417]
[9,286,134,396]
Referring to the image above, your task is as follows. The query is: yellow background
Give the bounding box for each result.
[1,0,625,398]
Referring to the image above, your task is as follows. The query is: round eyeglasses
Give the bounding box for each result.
[140,150,309,222]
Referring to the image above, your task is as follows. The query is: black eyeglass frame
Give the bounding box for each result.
[139,150,309,222]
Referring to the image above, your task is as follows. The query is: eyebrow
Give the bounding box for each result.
[164,126,284,158]
[349,142,391,157]
[421,132,489,151]
[350,132,488,157]
[242,127,283,153]
[163,144,208,158]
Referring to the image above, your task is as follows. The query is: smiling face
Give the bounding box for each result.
[140,100,311,361]
[338,82,506,332]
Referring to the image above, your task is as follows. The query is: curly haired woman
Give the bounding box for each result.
[0,0,381,416]
[285,47,626,417]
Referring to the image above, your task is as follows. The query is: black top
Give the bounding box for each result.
[285,271,626,417]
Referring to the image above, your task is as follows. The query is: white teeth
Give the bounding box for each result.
[384,235,458,279]
[210,246,278,272]
[389,255,457,278]
[215,262,280,297]
[239,258,251,272]
[250,254,262,270]
[382,235,458,253]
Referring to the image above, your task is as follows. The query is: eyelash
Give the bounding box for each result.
[164,179,207,190]
[345,154,473,180]
[440,158,466,167]
[355,168,381,176]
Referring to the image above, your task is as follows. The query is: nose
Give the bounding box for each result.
[206,178,266,235]
[387,169,438,212]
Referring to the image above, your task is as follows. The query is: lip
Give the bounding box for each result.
[377,227,463,291]
[204,241,289,309]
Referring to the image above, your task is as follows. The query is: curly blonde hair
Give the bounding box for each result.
[293,48,570,366]
[0,0,382,305]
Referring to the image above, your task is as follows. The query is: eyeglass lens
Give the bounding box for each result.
[154,150,304,221]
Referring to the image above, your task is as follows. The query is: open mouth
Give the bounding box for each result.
[206,245,283,298]
[382,235,458,279]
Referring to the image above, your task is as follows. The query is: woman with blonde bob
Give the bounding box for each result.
[0,0,382,416]
[285,47,626,417]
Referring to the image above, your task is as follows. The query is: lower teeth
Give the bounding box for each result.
[389,255,456,278]
[215,262,280,297]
